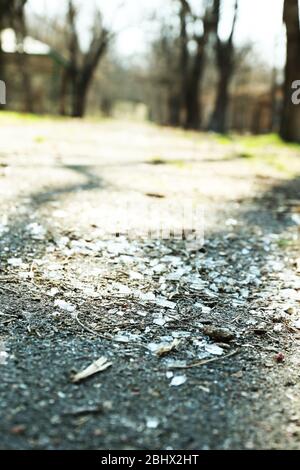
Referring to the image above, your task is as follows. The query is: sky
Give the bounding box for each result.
[27,0,286,68]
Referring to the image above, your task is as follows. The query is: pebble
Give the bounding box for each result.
[203,326,236,343]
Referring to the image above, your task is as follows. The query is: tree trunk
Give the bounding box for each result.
[179,0,189,127]
[280,0,300,142]
[167,93,181,126]
[15,51,34,113]
[71,78,88,118]
[270,67,279,132]
[181,0,216,130]
[209,0,237,134]
[210,70,231,133]
[13,1,34,113]
[184,44,204,129]
[59,69,69,116]
[185,85,201,129]
[71,91,87,118]
[66,1,108,119]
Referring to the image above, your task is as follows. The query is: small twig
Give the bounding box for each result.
[169,350,239,370]
[0,319,15,325]
[74,314,149,350]
[62,406,103,417]
[230,315,241,323]
[74,315,113,341]
[0,286,17,294]
[0,312,18,318]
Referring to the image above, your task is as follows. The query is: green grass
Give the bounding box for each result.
[238,152,255,159]
[0,111,43,122]
[237,151,300,177]
[209,132,300,153]
[1,111,299,177]
[169,159,189,168]
[0,110,109,125]
[34,135,46,143]
[203,132,300,176]
[0,110,67,123]
[229,134,300,177]
[214,134,233,145]
[234,133,300,151]
[277,238,294,249]
[148,157,191,168]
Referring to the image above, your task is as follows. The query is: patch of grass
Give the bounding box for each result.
[242,152,300,177]
[277,238,293,249]
[34,136,46,144]
[239,134,282,149]
[236,133,300,151]
[0,111,42,122]
[0,110,67,123]
[263,154,289,173]
[227,133,300,177]
[0,110,108,125]
[214,134,233,145]
[168,159,188,168]
[238,152,255,160]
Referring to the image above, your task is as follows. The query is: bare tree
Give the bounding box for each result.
[66,0,110,117]
[160,34,181,125]
[148,24,182,126]
[0,0,11,78]
[11,0,34,113]
[0,1,25,74]
[280,0,300,142]
[135,0,217,129]
[188,3,216,129]
[209,0,238,133]
[177,0,218,129]
[0,0,33,112]
[178,0,189,126]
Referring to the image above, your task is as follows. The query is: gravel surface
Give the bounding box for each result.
[0,118,300,449]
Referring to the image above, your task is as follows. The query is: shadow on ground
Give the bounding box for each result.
[0,166,299,450]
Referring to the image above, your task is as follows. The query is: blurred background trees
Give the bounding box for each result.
[280,0,300,142]
[63,0,110,117]
[0,1,28,94]
[0,0,299,142]
[209,0,238,133]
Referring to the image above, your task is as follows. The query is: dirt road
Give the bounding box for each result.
[0,116,300,449]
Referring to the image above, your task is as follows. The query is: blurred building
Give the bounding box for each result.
[1,28,64,114]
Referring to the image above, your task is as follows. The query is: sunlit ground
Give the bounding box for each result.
[1,112,300,449]
[1,111,300,243]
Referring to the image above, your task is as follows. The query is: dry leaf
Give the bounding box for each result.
[148,339,180,357]
[72,357,112,383]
